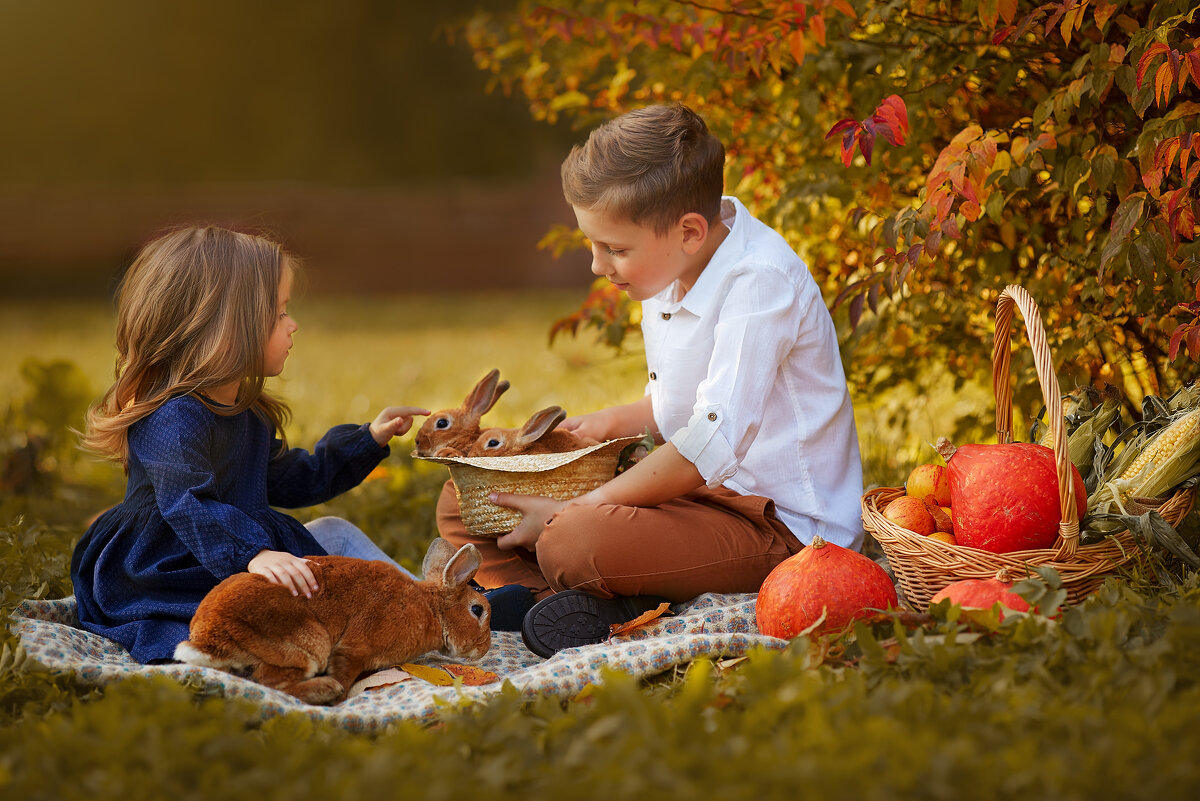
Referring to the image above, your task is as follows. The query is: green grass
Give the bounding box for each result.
[4,294,1197,799]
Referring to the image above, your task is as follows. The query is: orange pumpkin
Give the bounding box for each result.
[930,576,1031,618]
[755,536,898,638]
[938,440,1086,553]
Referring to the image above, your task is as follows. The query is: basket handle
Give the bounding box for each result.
[991,284,1081,557]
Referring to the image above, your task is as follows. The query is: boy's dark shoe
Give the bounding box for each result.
[478,584,537,632]
[521,589,670,658]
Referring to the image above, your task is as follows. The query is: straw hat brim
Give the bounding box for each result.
[412,436,644,536]
[413,435,643,472]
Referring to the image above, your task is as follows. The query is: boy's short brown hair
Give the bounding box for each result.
[561,104,725,234]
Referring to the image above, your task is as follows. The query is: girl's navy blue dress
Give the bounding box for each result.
[70,394,389,663]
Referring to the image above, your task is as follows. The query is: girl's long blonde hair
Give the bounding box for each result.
[83,226,293,467]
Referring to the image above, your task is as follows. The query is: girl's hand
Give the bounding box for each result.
[370,406,430,446]
[491,493,570,552]
[248,550,319,598]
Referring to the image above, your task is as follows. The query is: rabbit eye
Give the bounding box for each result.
[470,603,485,618]
[487,438,501,448]
[435,418,450,429]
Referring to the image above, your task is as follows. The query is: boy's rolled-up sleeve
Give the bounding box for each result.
[670,405,736,486]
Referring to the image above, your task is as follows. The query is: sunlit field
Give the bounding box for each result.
[1,292,644,441]
[0,290,995,573]
[0,292,992,498]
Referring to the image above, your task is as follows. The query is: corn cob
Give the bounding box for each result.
[1086,398,1200,518]
[1117,406,1200,498]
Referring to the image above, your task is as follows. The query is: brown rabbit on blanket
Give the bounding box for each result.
[468,406,597,456]
[414,369,510,457]
[174,539,491,705]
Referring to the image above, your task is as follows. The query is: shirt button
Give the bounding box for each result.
[649,372,657,380]
[661,312,671,320]
[707,412,717,421]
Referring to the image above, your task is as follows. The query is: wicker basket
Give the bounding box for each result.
[863,284,1196,611]
[415,436,643,536]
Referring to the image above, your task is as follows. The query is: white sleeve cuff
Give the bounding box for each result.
[670,407,739,487]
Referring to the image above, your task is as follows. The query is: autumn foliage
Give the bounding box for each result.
[459,1,1200,407]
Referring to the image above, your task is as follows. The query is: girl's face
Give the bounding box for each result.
[264,264,298,376]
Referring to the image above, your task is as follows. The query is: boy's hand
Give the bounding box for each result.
[561,409,617,442]
[248,550,319,598]
[563,397,660,443]
[370,406,430,446]
[490,493,569,552]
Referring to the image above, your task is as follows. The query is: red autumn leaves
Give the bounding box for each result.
[825,95,909,168]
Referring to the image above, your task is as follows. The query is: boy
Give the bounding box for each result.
[437,104,863,656]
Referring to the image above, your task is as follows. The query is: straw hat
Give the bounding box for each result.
[414,436,644,536]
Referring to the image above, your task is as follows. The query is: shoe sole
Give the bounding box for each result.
[521,590,670,658]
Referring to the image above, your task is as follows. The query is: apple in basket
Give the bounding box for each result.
[882,495,936,536]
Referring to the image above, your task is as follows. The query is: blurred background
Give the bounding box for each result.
[0,0,970,508]
[0,0,591,298]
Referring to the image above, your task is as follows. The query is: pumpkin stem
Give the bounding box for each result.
[811,535,827,549]
[934,436,957,463]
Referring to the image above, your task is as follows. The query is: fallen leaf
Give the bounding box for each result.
[716,656,748,672]
[399,663,455,686]
[608,602,673,637]
[348,667,415,696]
[571,682,598,704]
[795,606,829,638]
[440,664,500,685]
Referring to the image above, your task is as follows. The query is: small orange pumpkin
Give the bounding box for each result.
[929,574,1031,618]
[755,536,898,638]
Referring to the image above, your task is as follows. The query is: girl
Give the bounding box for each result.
[70,226,428,664]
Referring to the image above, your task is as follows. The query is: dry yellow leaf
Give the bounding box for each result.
[441,663,500,685]
[398,663,455,686]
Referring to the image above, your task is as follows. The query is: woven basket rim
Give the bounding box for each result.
[412,435,643,474]
[862,486,1168,564]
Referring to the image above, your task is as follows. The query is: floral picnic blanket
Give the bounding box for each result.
[12,593,786,732]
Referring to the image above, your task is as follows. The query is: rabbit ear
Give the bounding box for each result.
[515,406,567,446]
[442,544,482,589]
[464,370,509,420]
[421,537,457,580]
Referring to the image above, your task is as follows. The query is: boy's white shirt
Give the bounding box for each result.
[641,196,865,550]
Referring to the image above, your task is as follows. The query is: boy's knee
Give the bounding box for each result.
[537,505,609,595]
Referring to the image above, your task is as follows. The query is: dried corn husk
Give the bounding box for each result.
[1034,386,1101,445]
[1087,398,1200,516]
[1036,386,1122,478]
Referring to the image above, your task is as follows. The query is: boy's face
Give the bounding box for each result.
[573,205,704,301]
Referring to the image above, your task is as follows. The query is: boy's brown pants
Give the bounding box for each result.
[435,479,803,602]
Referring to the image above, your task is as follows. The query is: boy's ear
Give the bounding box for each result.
[678,212,711,254]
